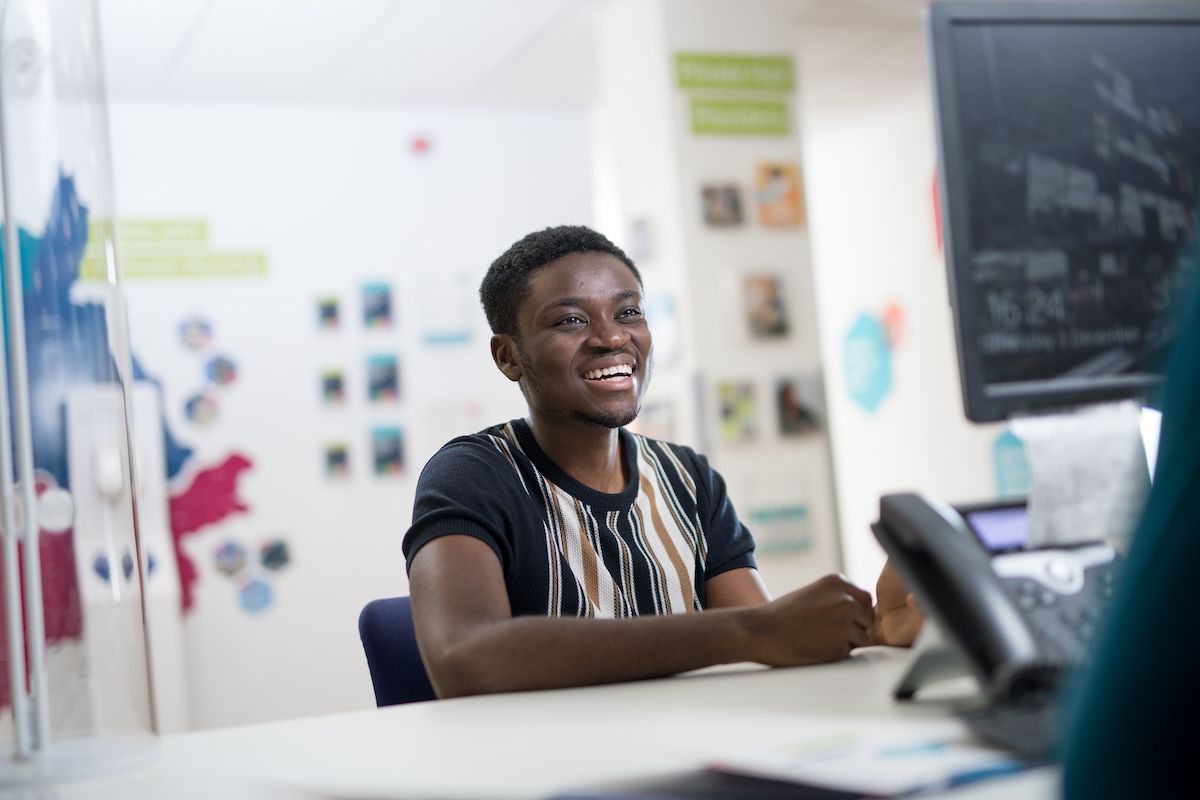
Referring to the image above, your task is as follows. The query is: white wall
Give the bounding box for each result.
[108,102,593,728]
[100,5,1015,731]
[799,22,1005,588]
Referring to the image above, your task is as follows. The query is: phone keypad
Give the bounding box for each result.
[1000,558,1120,666]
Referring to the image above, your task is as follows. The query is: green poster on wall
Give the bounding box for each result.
[82,218,269,279]
[675,53,794,91]
[689,98,789,136]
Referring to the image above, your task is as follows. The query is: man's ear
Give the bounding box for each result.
[490,334,523,382]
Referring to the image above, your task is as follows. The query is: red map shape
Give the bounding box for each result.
[169,453,253,611]
[0,530,83,710]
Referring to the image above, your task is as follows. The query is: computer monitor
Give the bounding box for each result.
[928,1,1200,423]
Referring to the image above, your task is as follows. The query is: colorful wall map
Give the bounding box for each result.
[1,174,253,709]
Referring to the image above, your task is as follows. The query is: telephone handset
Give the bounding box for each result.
[872,492,1119,704]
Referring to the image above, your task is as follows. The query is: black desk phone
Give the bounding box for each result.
[871,493,1121,705]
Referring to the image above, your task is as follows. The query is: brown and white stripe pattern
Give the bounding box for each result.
[487,427,706,618]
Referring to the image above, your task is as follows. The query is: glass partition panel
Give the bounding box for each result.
[1,0,154,781]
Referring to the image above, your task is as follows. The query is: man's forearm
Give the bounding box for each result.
[427,609,752,698]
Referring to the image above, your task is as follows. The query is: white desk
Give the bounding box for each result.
[18,647,1057,799]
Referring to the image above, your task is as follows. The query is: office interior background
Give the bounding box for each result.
[3,0,1025,738]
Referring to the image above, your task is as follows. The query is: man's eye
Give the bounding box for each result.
[557,315,585,326]
[618,307,644,319]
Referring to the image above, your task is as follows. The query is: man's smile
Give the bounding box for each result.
[583,364,634,381]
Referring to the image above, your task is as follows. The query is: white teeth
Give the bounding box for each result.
[585,364,634,380]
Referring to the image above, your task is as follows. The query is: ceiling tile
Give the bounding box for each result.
[327,0,579,102]
[98,0,210,94]
[165,0,399,99]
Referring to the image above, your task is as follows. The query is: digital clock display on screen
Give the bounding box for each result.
[947,21,1200,406]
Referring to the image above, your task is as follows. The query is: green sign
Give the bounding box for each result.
[82,218,268,280]
[83,253,269,280]
[675,53,794,92]
[690,99,789,136]
[92,218,209,244]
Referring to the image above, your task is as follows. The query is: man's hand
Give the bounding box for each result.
[869,560,923,646]
[741,574,875,665]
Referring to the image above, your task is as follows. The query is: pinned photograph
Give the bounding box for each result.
[321,370,346,406]
[184,392,219,425]
[416,271,473,346]
[367,354,400,403]
[260,539,291,571]
[717,381,757,443]
[317,297,340,330]
[701,183,744,227]
[239,578,273,614]
[178,317,213,350]
[214,541,247,578]
[627,217,655,262]
[743,274,789,338]
[776,374,823,437]
[629,400,675,441]
[372,426,405,476]
[205,355,238,386]
[746,504,813,552]
[755,162,806,227]
[324,443,350,478]
[362,282,394,329]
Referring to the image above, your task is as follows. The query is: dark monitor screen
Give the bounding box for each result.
[928,2,1200,422]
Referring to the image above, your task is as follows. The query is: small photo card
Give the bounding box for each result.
[701,183,744,227]
[179,316,213,350]
[362,282,394,329]
[372,426,405,476]
[184,392,219,425]
[717,381,757,444]
[776,374,823,437]
[317,297,340,330]
[628,400,675,442]
[321,370,346,406]
[367,354,400,403]
[324,443,350,479]
[755,162,806,227]
[743,273,789,338]
[746,504,813,552]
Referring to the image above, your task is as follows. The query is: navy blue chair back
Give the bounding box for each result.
[358,596,437,706]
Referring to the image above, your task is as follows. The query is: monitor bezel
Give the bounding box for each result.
[927,1,1199,422]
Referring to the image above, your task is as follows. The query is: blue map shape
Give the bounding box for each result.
[1,173,193,487]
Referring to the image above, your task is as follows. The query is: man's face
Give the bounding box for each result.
[495,251,652,429]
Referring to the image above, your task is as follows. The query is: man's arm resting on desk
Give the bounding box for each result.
[409,535,875,698]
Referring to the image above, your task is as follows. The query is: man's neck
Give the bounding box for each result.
[527,416,628,494]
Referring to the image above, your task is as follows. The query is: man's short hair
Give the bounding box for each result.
[480,225,642,336]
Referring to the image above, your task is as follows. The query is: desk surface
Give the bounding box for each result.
[24,647,1057,800]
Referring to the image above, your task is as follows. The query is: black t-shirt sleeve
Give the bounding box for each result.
[688,449,757,580]
[402,437,521,577]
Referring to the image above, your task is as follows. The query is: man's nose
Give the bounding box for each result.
[589,317,628,349]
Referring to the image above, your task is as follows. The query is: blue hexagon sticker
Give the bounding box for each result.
[842,312,893,413]
[993,429,1031,498]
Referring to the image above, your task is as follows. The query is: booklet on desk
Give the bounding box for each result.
[707,730,1033,797]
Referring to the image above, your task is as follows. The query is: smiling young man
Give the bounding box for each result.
[403,225,919,698]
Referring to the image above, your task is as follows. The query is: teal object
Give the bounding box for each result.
[992,429,1031,498]
[1061,276,1200,797]
[0,226,43,346]
[842,312,893,413]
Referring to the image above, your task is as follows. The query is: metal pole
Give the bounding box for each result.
[0,0,50,754]
[0,70,32,767]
